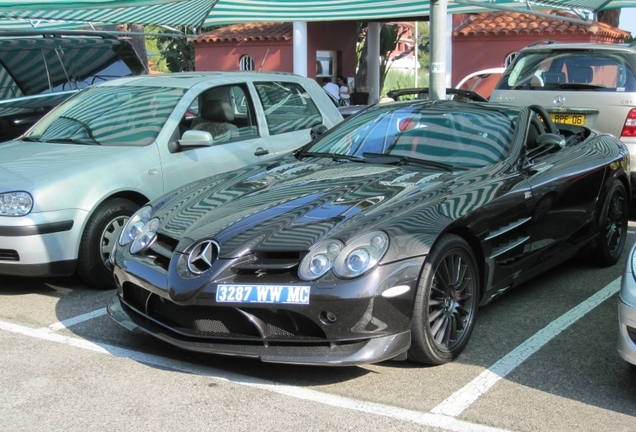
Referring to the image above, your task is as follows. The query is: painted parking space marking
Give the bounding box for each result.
[48,308,107,331]
[431,277,620,418]
[0,275,624,429]
[0,319,510,432]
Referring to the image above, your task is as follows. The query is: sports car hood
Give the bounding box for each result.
[153,156,460,259]
[0,139,143,191]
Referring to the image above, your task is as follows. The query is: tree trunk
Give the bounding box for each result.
[597,9,621,27]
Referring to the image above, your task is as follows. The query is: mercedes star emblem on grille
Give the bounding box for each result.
[187,240,219,275]
[553,95,565,106]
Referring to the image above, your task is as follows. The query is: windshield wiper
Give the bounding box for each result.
[20,136,42,142]
[555,83,604,90]
[296,151,365,163]
[45,138,99,145]
[363,152,454,172]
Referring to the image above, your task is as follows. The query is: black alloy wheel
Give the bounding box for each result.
[409,234,480,365]
[591,179,628,266]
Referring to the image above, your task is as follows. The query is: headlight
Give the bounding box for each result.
[0,191,33,216]
[118,205,152,246]
[298,239,344,281]
[298,231,389,281]
[334,232,389,279]
[130,218,159,254]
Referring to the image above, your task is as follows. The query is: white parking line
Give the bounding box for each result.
[431,277,621,418]
[0,276,622,430]
[0,319,510,432]
[48,308,107,331]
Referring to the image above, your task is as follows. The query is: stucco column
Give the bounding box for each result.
[293,21,308,77]
[429,0,447,100]
[367,22,380,104]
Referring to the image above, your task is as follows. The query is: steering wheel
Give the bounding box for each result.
[528,104,558,135]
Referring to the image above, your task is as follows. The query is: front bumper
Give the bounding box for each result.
[618,297,636,366]
[0,208,89,276]
[108,254,425,365]
[108,296,411,366]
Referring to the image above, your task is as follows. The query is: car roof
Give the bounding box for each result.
[520,42,636,54]
[97,71,313,89]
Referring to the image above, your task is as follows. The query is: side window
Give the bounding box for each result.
[62,44,143,89]
[187,84,258,145]
[254,81,323,136]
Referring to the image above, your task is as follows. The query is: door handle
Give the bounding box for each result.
[254,147,270,156]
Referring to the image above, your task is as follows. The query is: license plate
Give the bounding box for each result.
[549,113,586,125]
[216,284,310,304]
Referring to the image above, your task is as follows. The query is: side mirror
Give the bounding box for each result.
[310,124,328,140]
[179,130,214,147]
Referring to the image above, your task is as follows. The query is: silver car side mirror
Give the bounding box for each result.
[179,130,214,147]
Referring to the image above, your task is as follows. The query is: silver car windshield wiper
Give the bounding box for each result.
[363,152,454,172]
[45,138,100,145]
[296,151,365,163]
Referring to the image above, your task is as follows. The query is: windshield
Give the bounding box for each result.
[304,103,517,168]
[25,85,186,146]
[497,50,636,91]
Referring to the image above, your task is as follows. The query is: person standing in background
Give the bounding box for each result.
[336,75,350,106]
[322,77,340,100]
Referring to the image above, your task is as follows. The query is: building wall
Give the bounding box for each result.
[194,41,293,72]
[307,21,357,83]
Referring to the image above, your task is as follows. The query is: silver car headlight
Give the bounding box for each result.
[298,239,344,281]
[118,205,153,247]
[333,232,389,279]
[0,191,33,216]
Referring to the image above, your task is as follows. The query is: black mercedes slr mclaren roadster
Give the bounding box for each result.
[108,99,630,366]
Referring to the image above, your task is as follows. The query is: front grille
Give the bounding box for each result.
[122,282,326,341]
[232,250,304,274]
[628,326,636,344]
[0,249,19,261]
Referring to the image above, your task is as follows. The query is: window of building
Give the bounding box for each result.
[239,55,254,71]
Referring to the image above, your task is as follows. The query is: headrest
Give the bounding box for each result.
[569,66,593,84]
[200,99,234,122]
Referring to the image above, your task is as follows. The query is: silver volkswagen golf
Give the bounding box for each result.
[0,72,342,289]
[619,240,636,366]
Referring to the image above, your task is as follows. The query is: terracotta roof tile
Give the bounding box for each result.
[194,22,292,43]
[454,10,630,40]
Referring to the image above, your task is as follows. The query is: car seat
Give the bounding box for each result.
[192,99,239,143]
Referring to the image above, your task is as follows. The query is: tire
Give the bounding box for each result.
[590,179,629,267]
[77,198,139,289]
[408,234,480,365]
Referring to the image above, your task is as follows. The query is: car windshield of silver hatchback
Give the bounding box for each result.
[499,51,636,91]
[24,85,186,146]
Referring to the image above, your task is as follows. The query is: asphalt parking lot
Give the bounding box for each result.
[2,225,636,431]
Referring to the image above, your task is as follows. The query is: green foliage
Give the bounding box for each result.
[144,28,169,73]
[382,69,429,97]
[142,25,194,73]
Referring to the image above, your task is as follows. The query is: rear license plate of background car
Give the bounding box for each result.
[550,113,585,125]
[216,284,310,304]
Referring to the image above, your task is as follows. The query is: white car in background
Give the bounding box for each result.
[0,72,342,289]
